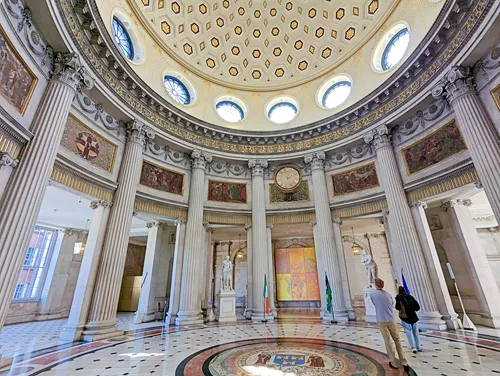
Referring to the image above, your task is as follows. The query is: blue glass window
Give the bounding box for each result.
[164,76,191,105]
[382,28,410,71]
[112,17,134,60]
[268,102,297,124]
[322,81,352,109]
[216,101,245,123]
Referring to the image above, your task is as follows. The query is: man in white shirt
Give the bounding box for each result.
[370,278,408,371]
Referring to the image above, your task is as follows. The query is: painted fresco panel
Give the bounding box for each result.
[140,161,184,195]
[491,83,500,111]
[332,163,379,195]
[275,247,320,302]
[60,115,117,172]
[269,181,309,203]
[0,26,37,114]
[208,180,247,204]
[402,121,467,175]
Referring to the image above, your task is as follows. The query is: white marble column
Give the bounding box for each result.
[0,152,18,200]
[176,151,212,326]
[433,66,500,222]
[244,224,253,319]
[304,152,348,322]
[134,221,166,323]
[379,209,400,283]
[202,223,214,319]
[82,121,154,341]
[442,199,500,328]
[248,159,272,321]
[266,224,277,317]
[60,200,112,341]
[309,220,326,318]
[166,218,187,325]
[332,218,355,320]
[364,126,446,330]
[410,201,461,330]
[0,54,93,366]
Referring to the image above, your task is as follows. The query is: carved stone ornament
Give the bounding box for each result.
[266,223,273,229]
[244,223,252,231]
[203,222,213,233]
[174,217,186,226]
[475,180,483,189]
[303,151,326,171]
[191,149,213,169]
[432,66,475,104]
[309,220,317,227]
[126,120,155,146]
[52,52,94,91]
[146,221,160,229]
[332,218,343,225]
[441,199,472,211]
[0,152,19,169]
[90,200,112,210]
[248,159,269,176]
[364,125,392,150]
[409,200,428,209]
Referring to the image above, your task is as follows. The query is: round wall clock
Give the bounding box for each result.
[274,165,302,192]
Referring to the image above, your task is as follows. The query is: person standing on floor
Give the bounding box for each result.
[370,278,409,371]
[396,286,422,354]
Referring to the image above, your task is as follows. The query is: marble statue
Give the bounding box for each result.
[221,255,233,291]
[361,250,378,288]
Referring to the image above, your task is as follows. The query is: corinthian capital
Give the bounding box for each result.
[90,199,112,210]
[126,120,155,146]
[432,66,475,104]
[0,152,19,169]
[364,125,392,150]
[303,151,326,171]
[441,199,472,211]
[52,53,94,91]
[409,200,428,209]
[332,218,343,225]
[191,150,213,169]
[174,217,186,226]
[248,159,268,176]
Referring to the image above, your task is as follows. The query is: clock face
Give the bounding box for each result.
[275,166,301,191]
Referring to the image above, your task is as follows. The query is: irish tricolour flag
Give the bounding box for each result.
[263,274,270,314]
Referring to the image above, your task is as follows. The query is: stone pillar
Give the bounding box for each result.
[266,224,277,317]
[0,152,18,200]
[442,199,500,328]
[309,220,326,318]
[248,159,271,321]
[60,200,112,341]
[433,66,500,222]
[166,218,187,325]
[82,121,154,341]
[332,218,355,320]
[364,126,446,330]
[175,151,212,326]
[379,209,400,283]
[304,152,347,322]
[409,201,461,330]
[134,221,166,323]
[202,223,213,319]
[244,224,253,319]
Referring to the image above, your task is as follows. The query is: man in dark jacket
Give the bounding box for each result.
[395,286,422,353]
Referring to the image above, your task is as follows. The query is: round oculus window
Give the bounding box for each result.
[322,81,352,109]
[164,76,191,105]
[268,102,298,124]
[381,28,410,71]
[216,101,245,123]
[112,17,134,60]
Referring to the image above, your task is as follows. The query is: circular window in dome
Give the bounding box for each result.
[164,76,191,105]
[382,28,410,71]
[268,102,298,124]
[112,17,134,60]
[216,100,245,123]
[322,81,352,109]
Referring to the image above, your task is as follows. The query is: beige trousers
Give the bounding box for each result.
[377,322,407,366]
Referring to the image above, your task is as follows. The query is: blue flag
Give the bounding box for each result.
[325,274,333,314]
[401,269,411,294]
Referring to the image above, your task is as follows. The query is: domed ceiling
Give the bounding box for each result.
[131,0,390,91]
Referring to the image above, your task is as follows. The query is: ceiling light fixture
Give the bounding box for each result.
[351,227,362,256]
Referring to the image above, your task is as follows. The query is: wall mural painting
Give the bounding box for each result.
[0,26,37,114]
[275,247,320,301]
[140,161,184,195]
[402,121,467,175]
[270,181,310,203]
[208,180,247,204]
[60,115,117,172]
[332,163,379,196]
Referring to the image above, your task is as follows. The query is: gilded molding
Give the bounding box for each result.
[267,212,316,224]
[202,213,251,225]
[134,199,188,220]
[332,199,388,218]
[0,132,23,159]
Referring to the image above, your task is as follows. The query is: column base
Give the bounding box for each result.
[418,312,448,331]
[333,309,349,323]
[347,309,356,321]
[166,312,177,326]
[244,308,253,320]
[251,309,275,322]
[82,319,124,342]
[442,314,463,330]
[59,324,85,342]
[133,311,156,324]
[175,311,204,326]
[207,308,216,322]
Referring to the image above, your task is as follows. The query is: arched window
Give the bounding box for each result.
[268,102,297,124]
[322,81,352,109]
[216,101,245,123]
[164,76,191,105]
[381,28,410,71]
[112,17,134,60]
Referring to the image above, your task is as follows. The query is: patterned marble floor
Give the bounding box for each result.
[1,319,500,375]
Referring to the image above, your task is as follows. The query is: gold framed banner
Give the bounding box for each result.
[207,180,247,204]
[331,163,379,196]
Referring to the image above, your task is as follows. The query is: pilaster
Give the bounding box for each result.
[266,224,277,317]
[244,224,253,319]
[166,218,187,325]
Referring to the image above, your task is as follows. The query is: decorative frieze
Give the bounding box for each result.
[134,199,188,220]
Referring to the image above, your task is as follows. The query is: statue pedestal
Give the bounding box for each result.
[217,290,237,323]
[363,287,377,323]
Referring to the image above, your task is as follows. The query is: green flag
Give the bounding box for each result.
[325,274,332,314]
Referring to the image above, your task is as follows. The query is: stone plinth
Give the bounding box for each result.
[217,290,237,323]
[363,288,377,323]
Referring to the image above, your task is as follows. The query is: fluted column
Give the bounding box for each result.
[202,223,214,319]
[248,159,271,321]
[379,209,400,283]
[410,201,461,330]
[244,223,253,319]
[0,152,19,200]
[266,224,277,317]
[364,126,446,330]
[305,152,347,322]
[176,151,212,326]
[166,218,187,325]
[0,54,93,355]
[83,121,154,340]
[332,218,355,320]
[433,66,500,222]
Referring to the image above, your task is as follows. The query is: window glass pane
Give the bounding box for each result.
[382,28,410,71]
[216,101,244,123]
[268,102,297,124]
[322,81,352,109]
[164,76,191,105]
[112,17,134,60]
